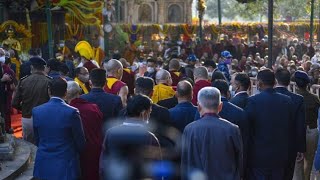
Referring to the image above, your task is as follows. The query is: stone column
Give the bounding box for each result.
[158,0,165,24]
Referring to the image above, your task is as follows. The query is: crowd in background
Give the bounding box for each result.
[1,34,320,180]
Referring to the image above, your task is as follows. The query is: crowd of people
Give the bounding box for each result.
[1,34,320,180]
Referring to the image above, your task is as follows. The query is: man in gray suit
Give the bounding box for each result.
[181,87,243,180]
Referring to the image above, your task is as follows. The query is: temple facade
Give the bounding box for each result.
[119,0,193,24]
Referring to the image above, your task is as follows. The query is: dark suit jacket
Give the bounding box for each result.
[81,88,122,122]
[169,102,197,133]
[33,98,85,180]
[101,119,161,179]
[157,96,178,109]
[230,92,249,109]
[245,88,293,168]
[182,114,242,180]
[275,87,306,153]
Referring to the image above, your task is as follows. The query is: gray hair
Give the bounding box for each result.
[67,81,82,100]
[155,69,170,84]
[194,66,208,79]
[197,87,221,110]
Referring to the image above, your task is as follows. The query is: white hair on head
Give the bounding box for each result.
[197,87,221,110]
[67,81,82,99]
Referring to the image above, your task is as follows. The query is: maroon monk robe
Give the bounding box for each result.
[104,76,126,95]
[170,71,184,86]
[192,79,211,105]
[2,63,15,132]
[121,68,135,96]
[70,98,103,180]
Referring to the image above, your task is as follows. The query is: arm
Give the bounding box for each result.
[118,85,128,107]
[12,80,22,110]
[71,110,86,152]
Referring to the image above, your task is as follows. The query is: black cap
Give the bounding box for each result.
[30,57,47,66]
[135,77,154,90]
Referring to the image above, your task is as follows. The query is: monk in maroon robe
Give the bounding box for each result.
[67,82,103,180]
[192,67,211,105]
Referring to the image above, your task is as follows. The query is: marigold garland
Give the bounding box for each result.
[127,24,141,35]
[181,24,197,37]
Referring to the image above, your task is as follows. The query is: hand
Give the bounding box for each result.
[296,152,304,162]
[1,74,11,82]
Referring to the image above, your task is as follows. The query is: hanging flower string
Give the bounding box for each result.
[127,24,141,35]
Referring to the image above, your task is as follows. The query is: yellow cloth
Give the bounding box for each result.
[173,72,181,77]
[106,77,119,90]
[93,47,105,66]
[123,68,131,74]
[11,57,20,79]
[75,77,89,94]
[75,41,94,60]
[151,83,175,104]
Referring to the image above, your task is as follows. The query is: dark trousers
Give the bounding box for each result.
[284,155,296,180]
[248,168,286,180]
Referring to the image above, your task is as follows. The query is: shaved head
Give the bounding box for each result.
[194,66,208,80]
[104,59,123,79]
[177,80,193,100]
[169,59,180,71]
[156,69,172,85]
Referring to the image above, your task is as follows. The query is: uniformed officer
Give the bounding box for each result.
[12,57,52,144]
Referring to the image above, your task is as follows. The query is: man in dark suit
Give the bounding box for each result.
[230,72,250,109]
[169,80,197,133]
[245,69,294,180]
[81,68,122,122]
[33,78,85,180]
[275,68,306,180]
[182,87,243,180]
[134,77,176,148]
[212,79,249,177]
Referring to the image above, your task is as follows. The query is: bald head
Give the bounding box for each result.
[66,81,82,102]
[156,69,172,85]
[176,80,193,101]
[169,59,181,71]
[104,59,123,79]
[194,66,208,81]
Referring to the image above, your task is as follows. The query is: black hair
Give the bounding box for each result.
[212,79,229,97]
[126,95,152,117]
[5,56,11,65]
[90,68,106,87]
[135,77,154,96]
[75,67,83,76]
[203,60,217,69]
[147,58,156,64]
[47,58,61,71]
[295,78,309,89]
[257,69,275,86]
[49,78,67,97]
[211,71,227,83]
[28,48,38,56]
[275,68,291,86]
[235,73,251,90]
[59,63,70,76]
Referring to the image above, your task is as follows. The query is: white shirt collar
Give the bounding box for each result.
[234,91,248,97]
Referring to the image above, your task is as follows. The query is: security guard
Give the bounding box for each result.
[12,57,52,144]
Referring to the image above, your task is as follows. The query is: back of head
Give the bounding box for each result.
[135,77,154,97]
[169,59,180,71]
[235,73,251,90]
[75,67,84,77]
[275,68,291,86]
[194,66,208,80]
[198,87,221,110]
[90,68,106,88]
[28,48,39,57]
[203,60,217,69]
[212,79,229,97]
[294,70,310,89]
[47,58,61,72]
[211,71,227,83]
[49,78,67,98]
[66,81,82,100]
[105,59,123,74]
[126,95,152,117]
[156,69,171,84]
[177,80,193,99]
[257,68,275,87]
[59,63,70,76]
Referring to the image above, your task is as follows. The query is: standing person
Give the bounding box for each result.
[144,58,157,81]
[67,81,103,180]
[47,58,62,79]
[274,69,306,180]
[169,59,183,86]
[74,67,91,94]
[169,80,197,133]
[245,69,293,180]
[181,87,243,180]
[152,69,175,104]
[103,59,129,107]
[230,73,251,109]
[20,48,40,78]
[33,78,85,180]
[100,95,162,180]
[119,58,135,96]
[81,68,122,122]
[294,70,320,180]
[12,57,52,143]
[192,66,211,105]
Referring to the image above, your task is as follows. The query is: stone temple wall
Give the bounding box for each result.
[120,0,193,24]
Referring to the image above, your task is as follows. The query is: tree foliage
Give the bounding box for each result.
[204,0,312,21]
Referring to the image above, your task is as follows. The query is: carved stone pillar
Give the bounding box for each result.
[158,0,165,24]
